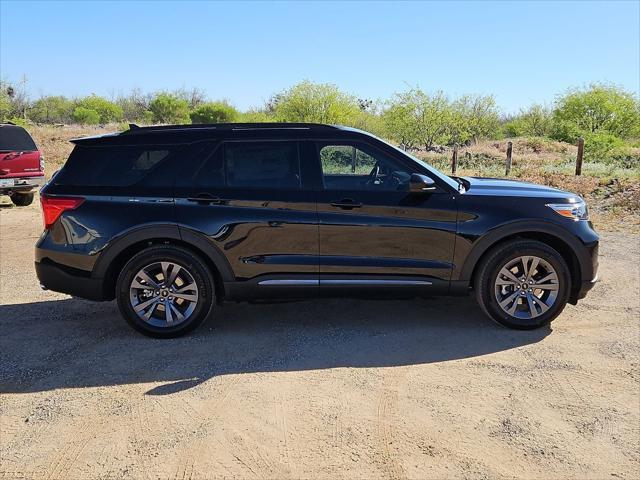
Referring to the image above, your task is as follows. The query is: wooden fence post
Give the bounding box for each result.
[576,137,584,176]
[505,141,513,176]
[451,145,458,175]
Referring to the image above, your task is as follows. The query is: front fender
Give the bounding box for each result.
[454,219,595,286]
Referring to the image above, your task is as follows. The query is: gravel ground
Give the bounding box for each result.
[0,200,639,479]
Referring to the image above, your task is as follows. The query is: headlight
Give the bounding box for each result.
[547,200,589,221]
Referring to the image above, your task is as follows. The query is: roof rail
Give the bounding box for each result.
[119,122,340,135]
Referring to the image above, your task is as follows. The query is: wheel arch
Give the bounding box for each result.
[93,224,233,301]
[458,221,589,299]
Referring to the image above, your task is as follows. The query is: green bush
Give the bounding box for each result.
[76,95,123,123]
[6,117,30,127]
[582,132,624,163]
[31,96,74,124]
[607,145,640,169]
[239,109,273,123]
[271,80,361,124]
[149,93,190,124]
[504,104,553,138]
[72,107,100,125]
[0,91,12,123]
[552,84,640,142]
[190,101,239,124]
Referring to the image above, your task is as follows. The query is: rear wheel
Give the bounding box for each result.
[10,192,34,206]
[475,240,571,329]
[116,246,215,338]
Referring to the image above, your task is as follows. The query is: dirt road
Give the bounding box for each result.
[1,200,638,479]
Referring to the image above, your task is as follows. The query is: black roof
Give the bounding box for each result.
[71,123,355,146]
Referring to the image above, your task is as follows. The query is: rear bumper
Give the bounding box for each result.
[35,259,106,301]
[0,175,45,193]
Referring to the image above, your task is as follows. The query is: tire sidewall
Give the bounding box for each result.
[478,242,571,329]
[10,192,34,206]
[116,247,214,338]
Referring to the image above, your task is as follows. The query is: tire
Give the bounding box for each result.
[474,240,571,330]
[116,245,215,338]
[11,192,34,206]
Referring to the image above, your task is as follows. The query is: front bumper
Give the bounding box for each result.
[570,241,599,304]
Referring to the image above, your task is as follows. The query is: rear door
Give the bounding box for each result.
[175,139,319,297]
[314,140,458,294]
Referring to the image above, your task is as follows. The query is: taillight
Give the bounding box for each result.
[40,194,85,230]
[39,154,45,172]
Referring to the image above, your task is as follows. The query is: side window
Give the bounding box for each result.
[191,143,225,189]
[225,142,300,189]
[55,145,177,187]
[319,143,412,192]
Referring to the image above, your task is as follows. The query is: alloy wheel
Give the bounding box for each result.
[129,261,199,328]
[494,255,559,320]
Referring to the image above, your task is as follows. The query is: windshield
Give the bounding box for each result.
[389,145,462,191]
[352,129,461,191]
[0,125,37,152]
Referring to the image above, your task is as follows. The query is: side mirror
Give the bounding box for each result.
[409,173,436,193]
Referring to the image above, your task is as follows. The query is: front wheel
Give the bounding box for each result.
[475,240,571,330]
[116,246,215,338]
[11,192,34,206]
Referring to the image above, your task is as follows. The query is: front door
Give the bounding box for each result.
[314,141,457,295]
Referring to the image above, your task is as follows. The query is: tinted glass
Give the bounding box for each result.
[225,142,300,189]
[55,145,178,187]
[191,144,225,189]
[319,143,412,191]
[0,126,37,151]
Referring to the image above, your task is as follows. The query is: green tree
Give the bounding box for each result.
[190,101,239,123]
[239,109,274,123]
[148,93,191,124]
[382,101,419,150]
[413,90,452,148]
[581,132,624,163]
[383,88,452,149]
[552,84,640,141]
[76,95,123,123]
[271,80,361,124]
[453,94,501,144]
[0,87,11,122]
[116,88,152,123]
[504,104,553,137]
[72,106,100,125]
[31,96,74,124]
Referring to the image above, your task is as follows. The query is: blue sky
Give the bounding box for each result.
[1,0,638,113]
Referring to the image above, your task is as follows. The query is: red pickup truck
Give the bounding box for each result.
[0,124,45,206]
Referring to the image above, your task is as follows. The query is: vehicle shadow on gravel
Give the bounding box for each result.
[0,295,550,395]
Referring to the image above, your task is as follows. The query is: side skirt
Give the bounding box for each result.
[223,274,450,301]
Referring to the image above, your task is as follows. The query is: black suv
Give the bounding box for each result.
[36,123,599,337]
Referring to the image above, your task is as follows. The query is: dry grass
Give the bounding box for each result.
[28,126,640,232]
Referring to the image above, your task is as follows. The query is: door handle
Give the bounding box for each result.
[330,198,362,210]
[186,193,225,204]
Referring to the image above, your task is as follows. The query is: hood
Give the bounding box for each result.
[461,176,579,200]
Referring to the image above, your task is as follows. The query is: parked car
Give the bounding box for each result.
[35,123,599,337]
[0,123,45,206]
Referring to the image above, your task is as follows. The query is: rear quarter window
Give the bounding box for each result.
[54,145,179,187]
[0,125,37,151]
